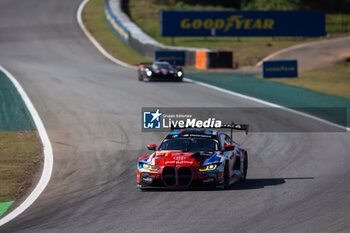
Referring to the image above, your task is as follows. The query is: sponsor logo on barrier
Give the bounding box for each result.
[263,60,298,78]
[155,51,185,66]
[161,11,325,37]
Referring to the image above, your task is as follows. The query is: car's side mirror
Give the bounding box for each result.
[223,145,235,151]
[147,144,157,151]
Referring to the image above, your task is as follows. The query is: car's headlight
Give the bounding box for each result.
[177,71,183,77]
[146,70,152,76]
[198,164,218,172]
[142,163,160,171]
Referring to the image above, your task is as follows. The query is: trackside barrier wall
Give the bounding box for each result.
[106,0,208,67]
[207,51,233,69]
[106,0,236,69]
[196,51,207,70]
[128,36,199,66]
[105,0,129,44]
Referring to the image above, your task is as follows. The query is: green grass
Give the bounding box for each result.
[83,0,151,65]
[266,65,350,99]
[129,0,350,66]
[0,131,42,202]
[326,14,350,34]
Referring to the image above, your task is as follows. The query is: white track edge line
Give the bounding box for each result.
[77,0,135,69]
[184,78,349,132]
[77,0,349,132]
[0,66,54,226]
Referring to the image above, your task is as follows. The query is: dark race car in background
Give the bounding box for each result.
[137,124,249,190]
[138,61,183,82]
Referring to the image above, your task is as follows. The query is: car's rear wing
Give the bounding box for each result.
[171,122,249,138]
[221,123,249,138]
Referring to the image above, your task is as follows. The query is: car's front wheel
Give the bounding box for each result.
[224,162,230,189]
[137,184,146,191]
[242,153,248,182]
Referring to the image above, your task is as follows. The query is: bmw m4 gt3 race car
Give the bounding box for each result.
[137,124,249,189]
[138,61,183,82]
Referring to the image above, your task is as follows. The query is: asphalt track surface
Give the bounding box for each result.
[259,36,350,71]
[1,1,350,232]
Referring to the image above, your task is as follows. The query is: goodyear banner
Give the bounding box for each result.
[161,11,325,37]
[263,60,298,78]
[155,51,186,66]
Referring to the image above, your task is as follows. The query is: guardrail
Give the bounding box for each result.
[104,0,129,44]
[105,0,208,67]
[105,0,236,69]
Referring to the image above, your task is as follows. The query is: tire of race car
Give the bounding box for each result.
[138,73,143,81]
[137,184,146,191]
[224,162,229,189]
[242,153,248,182]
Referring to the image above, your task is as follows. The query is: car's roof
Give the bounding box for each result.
[154,61,171,65]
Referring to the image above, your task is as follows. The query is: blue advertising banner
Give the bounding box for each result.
[263,60,298,78]
[161,11,325,37]
[155,51,186,66]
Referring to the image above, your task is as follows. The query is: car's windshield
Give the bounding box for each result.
[152,63,172,70]
[159,138,218,152]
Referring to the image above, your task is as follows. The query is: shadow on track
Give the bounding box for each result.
[140,177,314,192]
[141,80,192,83]
[228,177,314,190]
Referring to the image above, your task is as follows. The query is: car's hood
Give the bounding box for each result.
[152,151,214,167]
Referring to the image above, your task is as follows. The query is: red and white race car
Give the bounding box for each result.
[137,124,249,189]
